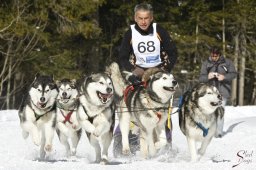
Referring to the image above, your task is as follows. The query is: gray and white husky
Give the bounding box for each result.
[107,62,178,158]
[56,79,82,157]
[179,83,224,162]
[18,73,58,159]
[77,73,115,164]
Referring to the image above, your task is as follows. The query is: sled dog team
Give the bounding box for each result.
[18,62,224,163]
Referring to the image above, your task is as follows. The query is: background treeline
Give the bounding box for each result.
[0,0,256,109]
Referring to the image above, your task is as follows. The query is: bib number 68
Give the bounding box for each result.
[138,41,155,53]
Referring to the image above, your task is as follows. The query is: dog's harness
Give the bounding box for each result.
[179,89,210,137]
[195,122,209,137]
[123,82,147,104]
[60,110,74,124]
[56,99,79,124]
[30,102,56,121]
[81,105,97,124]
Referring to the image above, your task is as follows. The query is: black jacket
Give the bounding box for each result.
[118,23,178,72]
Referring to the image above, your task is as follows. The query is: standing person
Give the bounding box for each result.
[113,2,178,157]
[199,46,237,137]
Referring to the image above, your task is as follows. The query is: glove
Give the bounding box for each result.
[208,72,218,79]
[128,74,141,86]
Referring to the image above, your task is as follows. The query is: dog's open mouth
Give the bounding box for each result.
[210,102,219,106]
[61,96,71,103]
[37,102,47,108]
[97,91,113,104]
[163,86,176,92]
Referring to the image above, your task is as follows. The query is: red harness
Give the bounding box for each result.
[60,110,73,124]
[123,82,147,104]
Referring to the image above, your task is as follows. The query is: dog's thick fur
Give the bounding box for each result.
[107,62,178,158]
[77,73,115,164]
[56,79,82,157]
[18,74,58,159]
[179,83,224,162]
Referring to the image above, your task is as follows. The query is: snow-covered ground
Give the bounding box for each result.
[0,106,255,170]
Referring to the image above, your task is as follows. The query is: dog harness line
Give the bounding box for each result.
[30,102,56,121]
[195,122,209,137]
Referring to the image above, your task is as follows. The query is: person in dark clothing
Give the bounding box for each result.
[113,3,177,157]
[199,47,237,137]
[199,47,237,104]
[118,2,178,85]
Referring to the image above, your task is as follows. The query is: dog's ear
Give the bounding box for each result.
[55,80,61,88]
[70,79,77,88]
[122,71,132,81]
[34,72,40,80]
[50,74,54,81]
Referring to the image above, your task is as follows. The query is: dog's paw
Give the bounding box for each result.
[155,140,167,150]
[44,144,52,152]
[33,136,40,146]
[100,155,108,165]
[93,127,103,137]
[71,148,76,156]
[22,130,29,139]
[93,130,100,137]
[72,124,77,129]
[122,148,131,156]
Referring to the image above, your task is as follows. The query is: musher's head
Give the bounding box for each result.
[134,3,154,31]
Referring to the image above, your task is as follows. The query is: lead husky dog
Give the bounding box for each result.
[18,74,58,159]
[56,79,82,157]
[77,73,115,164]
[107,62,178,158]
[179,83,224,162]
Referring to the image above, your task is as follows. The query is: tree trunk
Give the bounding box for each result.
[251,70,256,105]
[194,16,199,64]
[231,34,239,105]
[222,0,226,57]
[6,55,12,110]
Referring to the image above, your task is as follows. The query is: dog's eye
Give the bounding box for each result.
[207,92,212,94]
[37,89,41,92]
[67,88,71,91]
[45,89,49,93]
[163,77,167,80]
[99,82,104,85]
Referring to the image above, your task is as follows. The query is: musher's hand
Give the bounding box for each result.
[128,74,141,86]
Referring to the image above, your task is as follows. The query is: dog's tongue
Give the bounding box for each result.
[100,93,113,103]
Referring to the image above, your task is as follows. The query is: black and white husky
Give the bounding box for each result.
[107,62,178,158]
[179,83,224,162]
[77,73,115,164]
[56,79,82,157]
[18,73,58,159]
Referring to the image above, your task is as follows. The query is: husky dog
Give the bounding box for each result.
[77,73,115,164]
[18,73,58,159]
[178,83,223,162]
[107,62,178,158]
[55,79,82,157]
